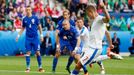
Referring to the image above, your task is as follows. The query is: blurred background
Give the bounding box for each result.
[0,0,134,56]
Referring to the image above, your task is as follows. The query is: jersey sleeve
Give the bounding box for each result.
[74,28,80,38]
[56,19,63,30]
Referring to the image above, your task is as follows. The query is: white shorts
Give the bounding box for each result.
[80,47,102,66]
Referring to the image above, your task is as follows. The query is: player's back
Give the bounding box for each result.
[23,15,39,39]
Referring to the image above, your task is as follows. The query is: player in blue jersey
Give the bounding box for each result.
[52,10,76,73]
[16,6,44,73]
[52,19,81,73]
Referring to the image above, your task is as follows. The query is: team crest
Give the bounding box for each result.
[31,19,35,24]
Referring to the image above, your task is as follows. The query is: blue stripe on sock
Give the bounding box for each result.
[52,57,58,71]
[84,49,98,65]
[26,56,30,69]
[37,55,42,68]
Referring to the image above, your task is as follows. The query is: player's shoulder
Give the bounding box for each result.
[32,15,38,19]
[22,16,27,20]
[70,26,78,32]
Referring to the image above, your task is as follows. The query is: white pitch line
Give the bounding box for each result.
[0,70,133,75]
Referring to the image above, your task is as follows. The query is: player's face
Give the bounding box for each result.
[87,11,94,19]
[62,23,70,30]
[26,7,32,16]
[77,20,84,29]
[63,12,69,19]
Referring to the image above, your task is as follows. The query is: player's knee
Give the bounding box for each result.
[76,61,82,69]
[35,51,41,56]
[55,52,60,58]
[26,51,31,55]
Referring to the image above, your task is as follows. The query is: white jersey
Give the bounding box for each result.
[88,15,106,49]
[78,26,90,48]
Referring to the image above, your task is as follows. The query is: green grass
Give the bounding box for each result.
[0,56,134,75]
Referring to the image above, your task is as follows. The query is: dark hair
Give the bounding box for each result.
[77,17,84,21]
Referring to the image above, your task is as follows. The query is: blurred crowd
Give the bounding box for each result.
[0,0,134,31]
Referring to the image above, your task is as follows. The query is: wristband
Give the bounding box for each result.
[40,34,43,37]
[56,45,59,48]
[74,47,78,51]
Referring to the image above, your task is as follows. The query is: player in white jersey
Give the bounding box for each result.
[71,2,114,75]
[73,17,90,75]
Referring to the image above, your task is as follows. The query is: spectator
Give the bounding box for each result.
[14,16,22,30]
[127,15,134,30]
[0,8,6,30]
[7,1,14,14]
[129,37,134,56]
[120,1,129,12]
[40,32,52,56]
[114,1,120,13]
[51,4,60,24]
[111,32,121,54]
[4,19,13,31]
[132,0,134,10]
[34,0,43,18]
[109,16,120,31]
[45,17,56,31]
[128,0,133,10]
[118,16,128,31]
[40,11,52,31]
[70,12,77,22]
[104,0,112,12]
[9,8,18,24]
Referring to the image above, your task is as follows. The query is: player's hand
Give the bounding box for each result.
[63,36,67,40]
[56,44,60,52]
[40,37,44,42]
[109,44,114,49]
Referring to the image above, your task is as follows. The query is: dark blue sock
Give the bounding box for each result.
[37,55,42,68]
[72,69,79,74]
[26,56,30,69]
[52,57,58,71]
[82,65,88,74]
[66,56,74,68]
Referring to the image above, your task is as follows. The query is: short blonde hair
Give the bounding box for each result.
[86,4,97,13]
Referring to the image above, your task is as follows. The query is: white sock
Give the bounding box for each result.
[93,55,110,62]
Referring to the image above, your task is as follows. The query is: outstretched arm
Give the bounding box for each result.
[100,2,110,23]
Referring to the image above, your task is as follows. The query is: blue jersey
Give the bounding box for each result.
[59,26,79,45]
[23,15,39,39]
[56,18,75,30]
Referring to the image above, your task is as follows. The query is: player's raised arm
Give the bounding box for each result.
[100,2,110,23]
[105,30,114,49]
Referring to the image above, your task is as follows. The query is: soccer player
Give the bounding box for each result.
[52,19,81,73]
[16,6,44,72]
[75,17,90,75]
[71,2,114,75]
[52,9,76,73]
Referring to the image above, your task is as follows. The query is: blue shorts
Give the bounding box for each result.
[25,38,40,52]
[60,40,76,52]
